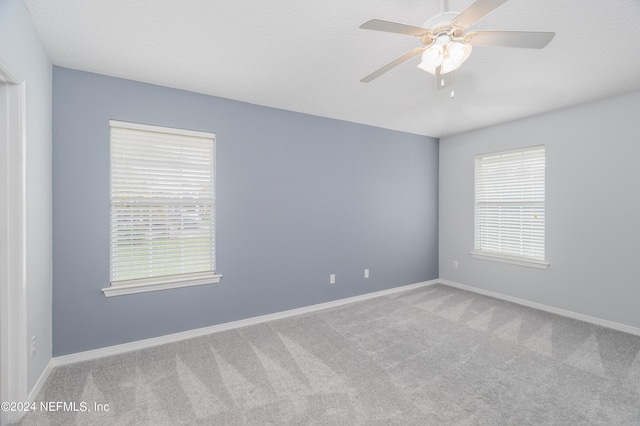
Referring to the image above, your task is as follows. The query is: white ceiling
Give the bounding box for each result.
[23,0,640,138]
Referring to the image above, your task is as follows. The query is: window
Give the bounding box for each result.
[103,120,221,297]
[472,145,548,269]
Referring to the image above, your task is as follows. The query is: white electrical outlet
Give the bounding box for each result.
[330,274,336,284]
[453,260,459,269]
[364,269,369,278]
[31,335,36,357]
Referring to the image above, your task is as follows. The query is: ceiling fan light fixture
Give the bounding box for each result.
[418,41,472,75]
[448,41,472,64]
[441,54,454,74]
[417,45,443,74]
[442,42,472,73]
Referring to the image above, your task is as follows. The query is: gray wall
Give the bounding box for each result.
[52,66,439,356]
[440,91,640,329]
[0,0,52,390]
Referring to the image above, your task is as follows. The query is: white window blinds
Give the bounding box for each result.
[474,146,545,263]
[110,120,216,286]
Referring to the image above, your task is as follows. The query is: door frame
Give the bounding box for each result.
[0,54,27,426]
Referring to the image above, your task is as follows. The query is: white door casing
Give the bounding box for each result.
[0,56,27,426]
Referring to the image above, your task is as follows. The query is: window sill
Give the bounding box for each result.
[470,252,549,269]
[102,273,222,297]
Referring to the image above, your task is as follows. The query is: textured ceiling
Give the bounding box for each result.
[23,0,640,137]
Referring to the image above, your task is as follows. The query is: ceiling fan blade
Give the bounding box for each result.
[359,19,430,37]
[360,47,426,83]
[468,31,555,48]
[453,0,510,28]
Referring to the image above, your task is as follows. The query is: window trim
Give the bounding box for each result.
[472,145,548,269]
[103,120,222,297]
[102,272,222,297]
[470,251,549,269]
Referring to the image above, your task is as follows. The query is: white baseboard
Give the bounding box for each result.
[53,279,439,367]
[439,279,640,337]
[27,358,53,403]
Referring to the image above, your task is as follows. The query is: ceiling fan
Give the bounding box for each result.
[359,0,555,85]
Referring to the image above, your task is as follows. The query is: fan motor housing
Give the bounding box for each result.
[423,12,464,38]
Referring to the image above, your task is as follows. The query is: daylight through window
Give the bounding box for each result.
[109,120,218,292]
[474,145,546,267]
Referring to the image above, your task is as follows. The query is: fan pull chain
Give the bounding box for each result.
[450,71,455,99]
